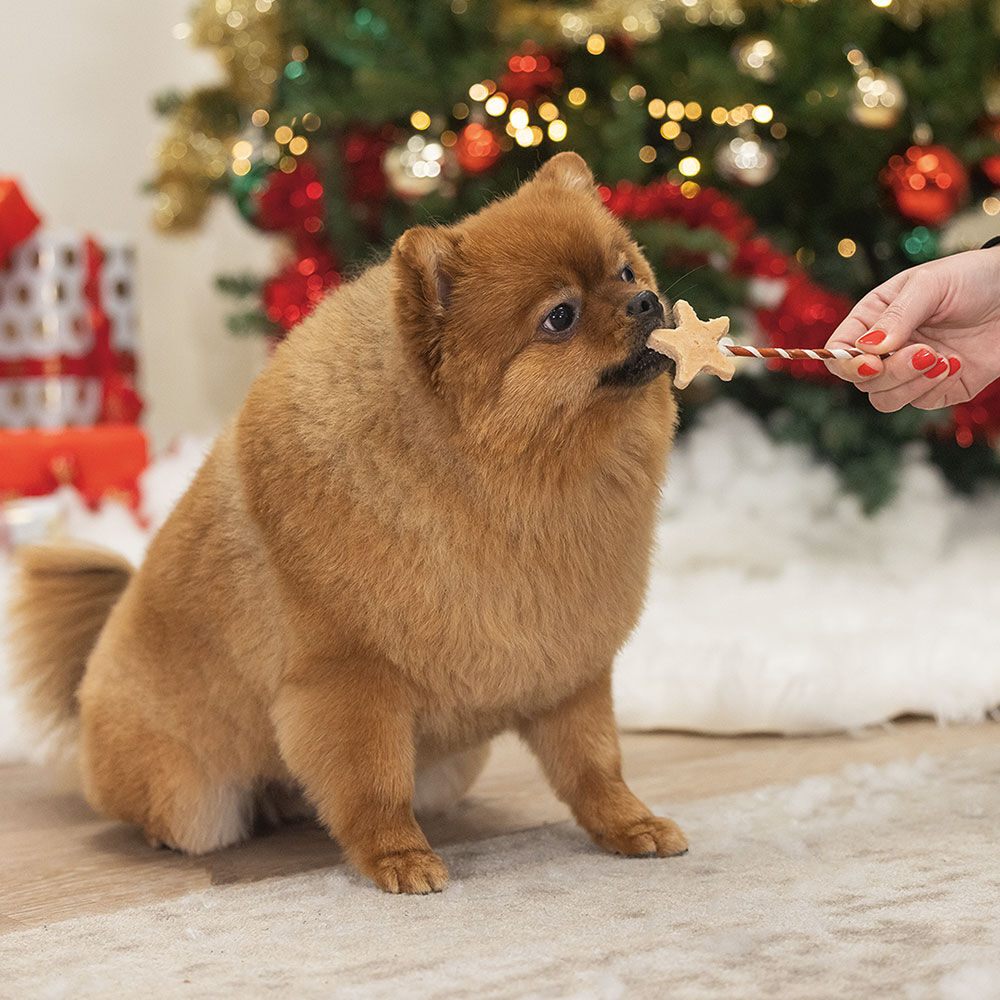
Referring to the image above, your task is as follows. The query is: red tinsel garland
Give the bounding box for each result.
[602,179,846,380]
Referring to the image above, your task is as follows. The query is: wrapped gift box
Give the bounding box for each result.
[0,229,141,428]
[0,424,148,509]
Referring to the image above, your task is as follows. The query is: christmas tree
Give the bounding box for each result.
[153,0,1000,511]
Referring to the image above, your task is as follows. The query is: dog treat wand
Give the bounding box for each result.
[646,299,865,390]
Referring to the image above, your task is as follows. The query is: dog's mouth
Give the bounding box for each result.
[597,301,675,391]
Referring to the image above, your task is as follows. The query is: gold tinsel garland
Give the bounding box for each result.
[153,0,282,232]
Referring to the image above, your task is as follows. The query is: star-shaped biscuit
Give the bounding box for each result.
[646,299,735,390]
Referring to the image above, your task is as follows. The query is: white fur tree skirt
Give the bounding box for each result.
[2,403,999,761]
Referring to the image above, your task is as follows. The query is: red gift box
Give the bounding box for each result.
[0,424,148,508]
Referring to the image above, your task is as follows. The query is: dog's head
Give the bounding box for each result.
[391,152,674,455]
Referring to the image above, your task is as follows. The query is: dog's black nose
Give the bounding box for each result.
[626,289,662,318]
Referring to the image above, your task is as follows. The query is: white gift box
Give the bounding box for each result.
[0,229,138,429]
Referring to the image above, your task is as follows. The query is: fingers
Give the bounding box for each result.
[854,273,943,356]
[863,350,960,413]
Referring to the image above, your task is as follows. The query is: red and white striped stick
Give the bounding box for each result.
[717,337,864,361]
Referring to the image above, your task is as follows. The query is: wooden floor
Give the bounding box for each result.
[1,718,995,934]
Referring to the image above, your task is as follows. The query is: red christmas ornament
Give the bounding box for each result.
[755,274,852,380]
[455,123,502,174]
[499,41,562,102]
[344,124,394,203]
[950,380,1000,448]
[252,159,325,235]
[261,240,341,332]
[881,145,969,226]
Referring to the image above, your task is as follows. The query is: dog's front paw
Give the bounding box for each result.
[595,816,688,858]
[367,849,450,894]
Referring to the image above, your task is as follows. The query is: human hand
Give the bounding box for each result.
[823,246,1000,411]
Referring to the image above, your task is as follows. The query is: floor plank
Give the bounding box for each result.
[1,718,995,932]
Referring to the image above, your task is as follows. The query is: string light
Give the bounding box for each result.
[837,238,858,257]
[469,83,490,102]
[567,87,588,106]
[538,102,560,121]
[288,136,308,155]
[274,125,293,144]
[485,94,508,115]
[586,33,606,54]
[410,110,431,130]
[548,120,567,141]
[678,156,701,176]
[639,145,657,163]
[660,121,681,140]
[648,99,667,119]
[984,197,1000,216]
[667,100,685,120]
[509,107,529,129]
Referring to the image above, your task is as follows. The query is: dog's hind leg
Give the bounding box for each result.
[79,702,254,854]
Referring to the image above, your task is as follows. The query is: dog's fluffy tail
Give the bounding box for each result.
[10,544,133,745]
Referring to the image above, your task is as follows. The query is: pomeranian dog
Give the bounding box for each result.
[11,152,687,893]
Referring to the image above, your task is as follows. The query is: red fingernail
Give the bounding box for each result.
[857,363,878,377]
[925,358,948,378]
[911,349,936,371]
[947,356,961,375]
[857,329,886,347]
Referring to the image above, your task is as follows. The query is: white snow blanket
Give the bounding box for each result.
[2,403,999,761]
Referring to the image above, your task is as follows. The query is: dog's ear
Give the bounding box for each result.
[391,225,459,390]
[531,151,598,196]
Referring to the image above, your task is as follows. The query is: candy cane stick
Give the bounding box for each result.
[717,337,865,361]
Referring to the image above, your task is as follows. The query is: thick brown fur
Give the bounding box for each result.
[10,153,686,892]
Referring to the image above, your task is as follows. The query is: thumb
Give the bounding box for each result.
[854,277,941,355]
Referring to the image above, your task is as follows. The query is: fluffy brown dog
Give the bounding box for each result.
[12,152,687,893]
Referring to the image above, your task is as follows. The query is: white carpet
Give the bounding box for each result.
[3,745,1000,999]
[2,403,1000,762]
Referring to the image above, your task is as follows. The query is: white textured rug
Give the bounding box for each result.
[3,746,1000,999]
[2,403,1000,762]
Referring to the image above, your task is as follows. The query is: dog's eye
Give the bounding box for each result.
[542,302,576,335]
[619,264,636,283]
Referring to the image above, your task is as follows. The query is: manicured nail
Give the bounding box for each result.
[925,358,948,378]
[857,363,879,377]
[857,329,886,347]
[911,349,936,371]
[947,356,961,375]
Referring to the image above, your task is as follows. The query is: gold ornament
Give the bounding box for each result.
[939,197,1000,255]
[384,135,454,200]
[984,70,1000,118]
[731,34,780,82]
[714,132,778,186]
[847,52,907,130]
